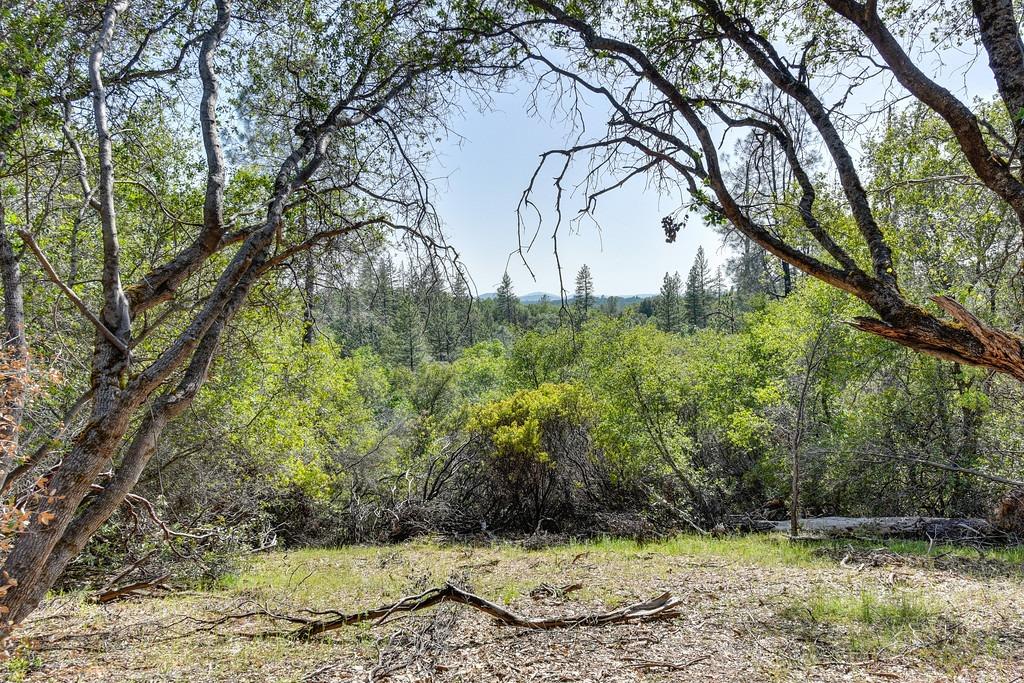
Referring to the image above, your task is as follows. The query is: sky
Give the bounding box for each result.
[424,29,999,298]
[427,87,724,297]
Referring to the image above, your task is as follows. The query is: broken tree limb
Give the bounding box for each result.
[92,572,171,604]
[99,549,158,594]
[287,583,682,639]
[770,516,997,541]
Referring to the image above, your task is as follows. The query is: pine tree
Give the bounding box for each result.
[685,246,710,328]
[426,290,459,361]
[656,271,684,333]
[450,276,477,346]
[573,264,594,323]
[495,272,518,325]
[385,291,428,370]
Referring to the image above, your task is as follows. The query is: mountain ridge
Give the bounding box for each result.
[478,291,656,303]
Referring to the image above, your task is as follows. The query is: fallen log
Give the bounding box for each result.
[92,573,172,604]
[286,583,683,639]
[771,516,999,541]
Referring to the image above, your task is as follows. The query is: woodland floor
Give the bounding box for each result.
[11,535,1024,682]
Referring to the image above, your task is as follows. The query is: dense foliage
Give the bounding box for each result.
[7,0,1024,638]
[112,253,1024,567]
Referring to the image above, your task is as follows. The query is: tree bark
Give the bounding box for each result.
[0,188,27,477]
[972,0,1024,124]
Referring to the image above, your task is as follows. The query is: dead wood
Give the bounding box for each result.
[623,654,710,670]
[529,582,583,600]
[99,550,158,593]
[92,573,172,604]
[287,583,682,639]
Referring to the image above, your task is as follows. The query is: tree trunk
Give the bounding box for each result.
[789,445,800,538]
[0,189,28,477]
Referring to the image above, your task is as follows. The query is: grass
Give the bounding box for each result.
[19,533,1024,681]
[4,653,37,683]
[543,532,830,569]
[222,535,829,604]
[216,533,1024,612]
[863,538,1024,564]
[780,588,936,628]
[776,586,999,673]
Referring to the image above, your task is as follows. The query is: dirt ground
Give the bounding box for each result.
[11,535,1024,682]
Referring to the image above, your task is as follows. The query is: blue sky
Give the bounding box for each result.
[427,39,996,297]
[428,86,723,297]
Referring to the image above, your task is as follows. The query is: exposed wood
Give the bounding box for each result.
[769,516,997,540]
[849,296,1024,381]
[92,573,171,604]
[283,584,683,639]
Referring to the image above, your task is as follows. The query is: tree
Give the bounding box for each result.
[655,272,684,334]
[496,272,518,325]
[387,292,428,371]
[685,247,710,329]
[573,264,594,323]
[0,0,504,633]
[510,0,1024,380]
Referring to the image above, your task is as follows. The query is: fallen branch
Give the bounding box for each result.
[287,583,682,639]
[100,549,158,593]
[92,573,172,604]
[529,582,583,600]
[623,654,710,671]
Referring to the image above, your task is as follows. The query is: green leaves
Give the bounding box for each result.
[468,382,591,465]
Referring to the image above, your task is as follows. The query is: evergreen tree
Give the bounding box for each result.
[426,290,459,361]
[495,272,518,325]
[637,297,656,318]
[685,246,710,328]
[656,271,684,333]
[574,264,594,323]
[450,276,477,346]
[371,256,396,324]
[385,291,428,370]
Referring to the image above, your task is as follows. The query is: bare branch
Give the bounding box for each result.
[17,230,129,354]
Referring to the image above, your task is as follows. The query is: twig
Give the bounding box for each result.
[16,229,129,355]
[101,549,158,592]
[124,492,216,541]
[623,654,710,670]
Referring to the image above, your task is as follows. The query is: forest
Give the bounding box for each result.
[5,0,1024,680]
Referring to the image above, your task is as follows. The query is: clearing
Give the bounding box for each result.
[11,535,1024,682]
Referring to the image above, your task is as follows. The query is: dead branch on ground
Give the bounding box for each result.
[292,583,683,638]
[92,573,172,604]
[199,583,684,639]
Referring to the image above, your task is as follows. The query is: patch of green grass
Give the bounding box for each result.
[558,533,827,568]
[781,589,935,628]
[776,587,991,672]
[865,539,1024,565]
[5,648,41,683]
[231,558,400,604]
[226,542,529,609]
[657,534,827,566]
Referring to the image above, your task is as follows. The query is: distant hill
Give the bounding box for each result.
[478,291,656,304]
